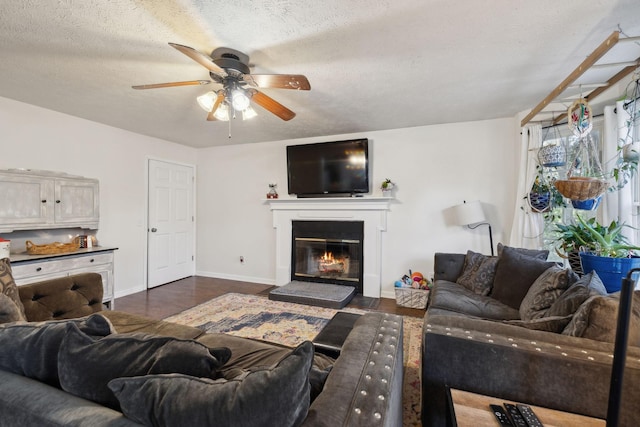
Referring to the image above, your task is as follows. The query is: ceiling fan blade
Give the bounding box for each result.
[168,42,226,75]
[243,74,310,90]
[248,89,296,121]
[207,92,226,121]
[132,80,210,90]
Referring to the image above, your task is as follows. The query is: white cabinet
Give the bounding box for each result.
[12,249,116,308]
[0,170,99,232]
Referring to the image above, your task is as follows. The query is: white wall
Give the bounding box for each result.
[0,95,520,300]
[0,96,198,297]
[196,118,519,298]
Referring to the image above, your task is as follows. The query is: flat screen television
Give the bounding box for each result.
[287,138,369,197]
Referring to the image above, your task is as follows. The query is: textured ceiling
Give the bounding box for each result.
[1,0,640,148]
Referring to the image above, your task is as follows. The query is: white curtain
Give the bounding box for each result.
[602,101,636,245]
[509,124,545,249]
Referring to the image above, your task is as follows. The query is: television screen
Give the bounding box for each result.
[287,139,369,197]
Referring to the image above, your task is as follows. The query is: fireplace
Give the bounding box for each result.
[291,220,364,293]
[268,197,390,298]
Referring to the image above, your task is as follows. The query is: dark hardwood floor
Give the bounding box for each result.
[114,276,425,319]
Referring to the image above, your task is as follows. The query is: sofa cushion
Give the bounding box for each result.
[546,271,607,318]
[58,323,232,409]
[491,246,556,310]
[455,251,498,296]
[497,243,549,260]
[519,265,578,320]
[0,293,23,324]
[562,291,640,345]
[0,258,26,321]
[547,271,607,316]
[108,341,314,427]
[0,313,113,387]
[429,281,520,320]
[503,315,574,333]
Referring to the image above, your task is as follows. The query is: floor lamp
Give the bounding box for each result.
[451,200,494,256]
[606,268,639,426]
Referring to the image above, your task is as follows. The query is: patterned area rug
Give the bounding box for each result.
[164,293,423,427]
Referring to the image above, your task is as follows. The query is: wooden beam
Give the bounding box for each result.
[521,31,620,127]
[553,60,640,125]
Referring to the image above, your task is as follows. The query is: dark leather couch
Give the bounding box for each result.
[0,273,404,427]
[422,253,640,427]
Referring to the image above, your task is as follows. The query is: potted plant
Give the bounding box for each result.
[570,215,640,292]
[528,169,551,213]
[554,218,595,274]
[381,178,394,196]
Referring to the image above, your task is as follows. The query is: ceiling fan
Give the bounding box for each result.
[132,43,310,122]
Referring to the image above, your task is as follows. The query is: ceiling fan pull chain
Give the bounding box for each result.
[228,117,232,139]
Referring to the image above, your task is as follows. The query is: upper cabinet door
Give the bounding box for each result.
[54,178,100,227]
[0,174,54,228]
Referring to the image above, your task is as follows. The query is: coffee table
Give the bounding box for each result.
[447,388,605,427]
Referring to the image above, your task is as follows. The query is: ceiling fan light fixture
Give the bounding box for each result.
[242,105,257,120]
[196,91,216,112]
[231,89,251,111]
[213,102,230,121]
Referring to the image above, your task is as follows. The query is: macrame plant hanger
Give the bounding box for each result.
[555,97,608,202]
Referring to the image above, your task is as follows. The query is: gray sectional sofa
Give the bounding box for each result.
[0,270,403,427]
[422,249,640,427]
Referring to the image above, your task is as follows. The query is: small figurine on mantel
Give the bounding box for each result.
[267,183,279,199]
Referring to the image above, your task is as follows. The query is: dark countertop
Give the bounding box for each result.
[10,246,119,264]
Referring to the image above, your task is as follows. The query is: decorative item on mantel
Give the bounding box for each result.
[380,178,395,197]
[266,183,279,199]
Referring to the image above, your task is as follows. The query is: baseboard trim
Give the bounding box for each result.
[114,285,146,299]
[196,270,275,286]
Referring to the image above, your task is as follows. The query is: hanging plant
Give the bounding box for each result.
[538,124,566,167]
[611,76,640,190]
[529,165,567,214]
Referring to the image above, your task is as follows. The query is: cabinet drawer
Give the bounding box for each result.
[12,252,114,282]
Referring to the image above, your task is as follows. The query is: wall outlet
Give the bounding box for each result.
[240,256,245,264]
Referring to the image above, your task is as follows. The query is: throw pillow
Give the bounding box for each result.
[519,265,578,320]
[0,313,114,386]
[491,246,557,310]
[504,315,574,333]
[0,258,26,321]
[562,291,640,346]
[58,323,232,409]
[0,294,23,324]
[497,243,549,260]
[455,250,498,296]
[546,271,607,318]
[108,341,314,427]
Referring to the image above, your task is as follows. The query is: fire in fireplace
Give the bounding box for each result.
[291,220,364,293]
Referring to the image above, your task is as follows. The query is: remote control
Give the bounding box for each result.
[504,403,528,427]
[516,404,544,427]
[490,404,513,426]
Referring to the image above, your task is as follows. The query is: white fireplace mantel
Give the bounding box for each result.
[268,197,391,298]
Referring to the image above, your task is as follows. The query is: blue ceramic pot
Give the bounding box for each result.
[579,252,640,293]
[529,191,550,212]
[572,196,601,211]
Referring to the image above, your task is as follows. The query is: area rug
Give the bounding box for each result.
[164,293,423,427]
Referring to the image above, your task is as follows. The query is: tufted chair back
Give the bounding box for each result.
[18,273,104,322]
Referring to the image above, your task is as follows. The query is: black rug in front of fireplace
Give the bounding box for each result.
[268,280,356,309]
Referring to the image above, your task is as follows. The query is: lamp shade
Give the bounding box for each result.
[452,200,486,226]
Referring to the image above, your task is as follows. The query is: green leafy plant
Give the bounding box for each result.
[556,215,640,258]
[381,178,394,189]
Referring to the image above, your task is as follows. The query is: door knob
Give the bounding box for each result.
[151,228,157,232]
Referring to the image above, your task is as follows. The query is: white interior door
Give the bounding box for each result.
[147,159,195,288]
